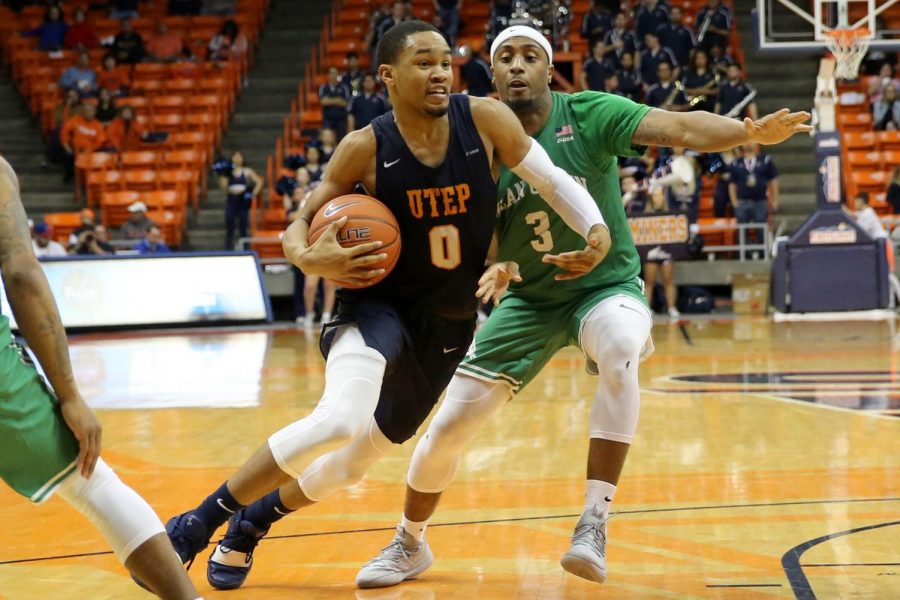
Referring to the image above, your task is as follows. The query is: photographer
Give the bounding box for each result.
[71,224,114,256]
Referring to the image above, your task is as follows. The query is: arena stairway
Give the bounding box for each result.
[187,0,332,251]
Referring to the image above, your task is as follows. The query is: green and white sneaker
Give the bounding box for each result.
[560,506,608,583]
[356,526,433,589]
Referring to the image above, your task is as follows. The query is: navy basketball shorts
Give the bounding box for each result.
[320,297,476,445]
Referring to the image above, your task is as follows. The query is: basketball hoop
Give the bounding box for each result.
[824,28,871,80]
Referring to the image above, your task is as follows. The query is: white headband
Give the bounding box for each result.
[490,25,553,65]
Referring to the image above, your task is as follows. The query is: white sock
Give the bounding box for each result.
[400,516,428,542]
[321,312,332,323]
[585,479,617,516]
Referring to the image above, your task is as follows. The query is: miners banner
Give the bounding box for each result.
[628,211,691,261]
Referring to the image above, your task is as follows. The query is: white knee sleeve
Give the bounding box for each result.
[407,374,511,494]
[298,418,393,502]
[580,295,653,445]
[56,458,165,564]
[269,326,386,478]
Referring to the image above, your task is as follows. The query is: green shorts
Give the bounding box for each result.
[0,323,79,503]
[458,280,646,393]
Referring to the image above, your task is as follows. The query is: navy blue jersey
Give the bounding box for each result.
[347,94,497,318]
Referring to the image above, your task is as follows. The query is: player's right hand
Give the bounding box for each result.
[477,261,521,305]
[60,396,102,478]
[297,217,388,287]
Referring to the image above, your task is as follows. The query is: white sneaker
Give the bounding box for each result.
[560,507,608,583]
[302,314,314,330]
[668,307,681,318]
[356,526,433,589]
[321,312,332,325]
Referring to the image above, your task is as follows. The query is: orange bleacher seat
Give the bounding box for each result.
[43,212,83,245]
[882,150,900,169]
[165,78,198,96]
[120,151,161,172]
[152,95,187,116]
[159,169,198,206]
[118,96,152,115]
[849,170,888,197]
[144,189,185,212]
[164,149,207,197]
[148,209,184,247]
[843,131,877,152]
[132,79,166,97]
[150,113,185,134]
[698,217,737,249]
[846,150,882,174]
[124,169,162,193]
[101,190,142,227]
[133,63,168,82]
[250,230,285,259]
[75,152,117,203]
[876,130,900,152]
[838,112,873,132]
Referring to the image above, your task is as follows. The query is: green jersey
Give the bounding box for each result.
[496,91,650,306]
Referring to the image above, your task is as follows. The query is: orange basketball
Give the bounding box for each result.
[307,194,401,289]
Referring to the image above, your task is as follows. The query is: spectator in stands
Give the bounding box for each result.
[284,168,312,216]
[60,103,105,182]
[31,223,67,258]
[169,0,203,16]
[110,0,140,20]
[602,72,621,96]
[581,39,616,91]
[656,7,696,68]
[873,84,900,131]
[301,144,324,183]
[71,224,115,256]
[59,51,97,98]
[603,12,637,66]
[220,151,263,250]
[715,62,757,119]
[95,88,118,124]
[147,21,184,63]
[645,62,688,111]
[208,19,248,64]
[364,3,393,65]
[347,73,389,131]
[850,192,887,239]
[653,147,700,222]
[98,54,130,96]
[621,175,647,216]
[21,5,67,51]
[460,44,493,96]
[868,63,900,105]
[712,148,737,217]
[121,201,156,241]
[729,143,779,228]
[639,32,678,88]
[683,49,718,112]
[431,12,452,46]
[317,128,338,163]
[581,0,612,47]
[135,226,171,254]
[206,0,238,16]
[106,105,148,151]
[319,66,351,139]
[695,0,732,53]
[64,8,97,49]
[111,18,145,64]
[887,166,900,213]
[615,51,642,101]
[434,0,461,47]
[641,187,680,318]
[374,2,409,49]
[342,52,365,96]
[68,209,97,247]
[46,89,81,166]
[489,0,513,42]
[709,44,734,78]
[635,0,669,48]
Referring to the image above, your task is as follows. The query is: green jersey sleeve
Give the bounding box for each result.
[569,91,651,160]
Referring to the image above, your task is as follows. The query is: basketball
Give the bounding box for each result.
[307,194,401,288]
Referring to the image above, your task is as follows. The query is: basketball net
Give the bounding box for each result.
[824,28,870,80]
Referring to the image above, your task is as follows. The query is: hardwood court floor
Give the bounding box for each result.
[0,316,897,599]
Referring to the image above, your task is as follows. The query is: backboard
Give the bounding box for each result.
[755,0,900,53]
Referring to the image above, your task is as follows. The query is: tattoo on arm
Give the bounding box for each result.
[632,111,678,147]
[0,159,32,266]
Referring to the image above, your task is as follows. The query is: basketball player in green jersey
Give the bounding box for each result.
[356,26,812,588]
[0,157,201,600]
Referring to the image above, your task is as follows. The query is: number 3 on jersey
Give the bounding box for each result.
[526,210,553,252]
[429,224,461,269]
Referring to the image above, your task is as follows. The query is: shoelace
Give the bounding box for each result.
[223,522,265,555]
[367,536,416,569]
[572,519,607,556]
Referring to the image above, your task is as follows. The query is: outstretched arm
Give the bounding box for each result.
[0,157,100,478]
[632,107,812,152]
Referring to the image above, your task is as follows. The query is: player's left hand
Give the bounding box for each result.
[60,396,102,478]
[542,224,611,281]
[744,108,813,145]
[476,261,521,305]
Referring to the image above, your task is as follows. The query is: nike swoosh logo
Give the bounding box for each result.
[604,496,613,502]
[323,200,361,218]
[274,506,288,515]
[443,347,459,354]
[383,159,401,168]
[216,498,235,514]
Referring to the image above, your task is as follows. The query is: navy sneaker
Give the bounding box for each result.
[207,509,270,590]
[165,511,213,569]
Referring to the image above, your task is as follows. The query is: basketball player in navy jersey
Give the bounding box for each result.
[164,20,609,590]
